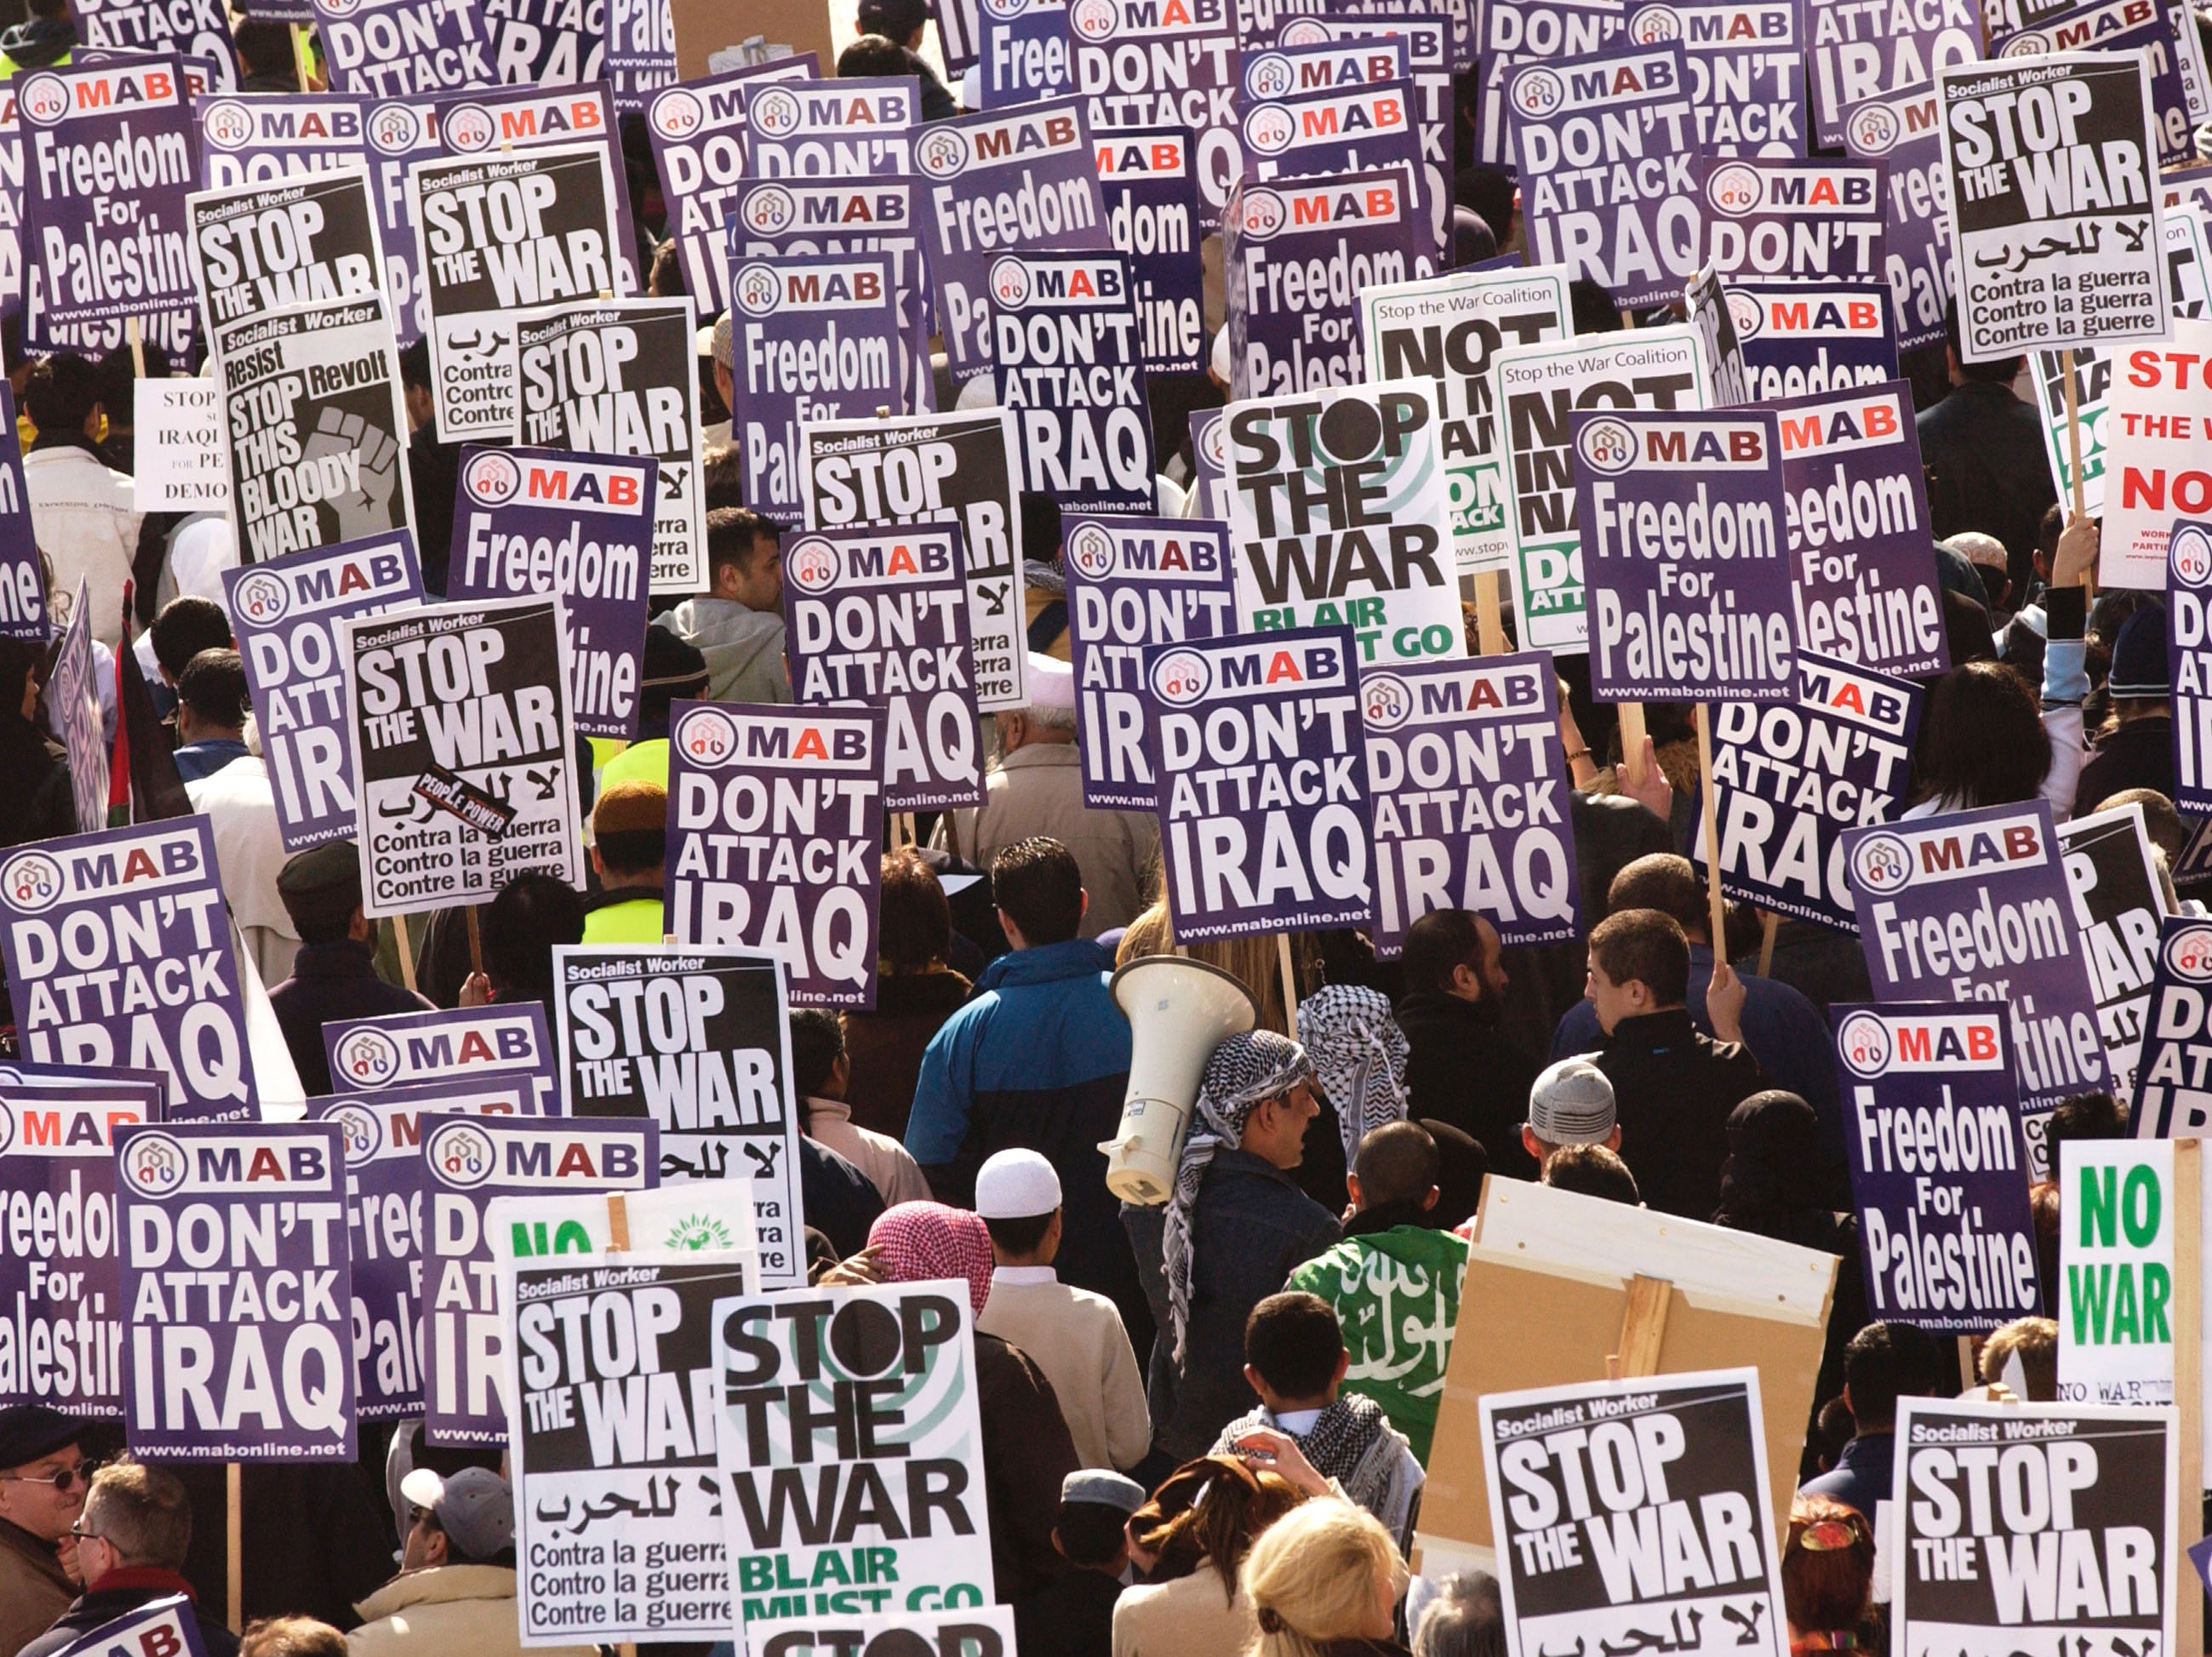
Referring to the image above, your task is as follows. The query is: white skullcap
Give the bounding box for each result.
[976,1148,1062,1218]
[1025,652,1075,711]
[956,372,997,410]
[1210,326,1231,383]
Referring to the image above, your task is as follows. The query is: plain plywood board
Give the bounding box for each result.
[672,0,837,80]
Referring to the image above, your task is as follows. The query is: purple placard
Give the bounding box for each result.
[226,533,425,851]
[2169,517,2212,813]
[480,0,605,83]
[1358,652,1582,954]
[363,98,440,346]
[1511,43,1701,312]
[1095,127,1207,373]
[1832,1001,2042,1332]
[1991,0,2192,168]
[1774,379,1947,678]
[49,1595,209,1657]
[1064,513,1237,809]
[1187,408,1227,517]
[0,383,41,642]
[666,700,888,1008]
[741,76,919,176]
[783,522,983,814]
[1143,626,1375,941]
[311,0,496,96]
[982,0,1072,106]
[726,254,909,526]
[0,820,260,1122]
[1698,156,1888,281]
[448,448,654,740]
[323,1003,559,1114]
[196,91,373,190]
[1843,800,2112,1169]
[1268,16,1456,253]
[420,1113,656,1443]
[1842,81,1953,351]
[312,1077,529,1420]
[70,0,237,94]
[1624,0,1805,154]
[16,57,200,358]
[1066,0,1241,226]
[1238,80,1439,260]
[1697,651,1923,929]
[1723,282,1900,402]
[1806,0,1975,147]
[1225,168,1433,397]
[2129,914,2212,1136]
[914,100,1112,384]
[0,1081,160,1415]
[645,56,820,311]
[603,0,674,112]
[1570,407,1797,704]
[1476,0,1626,164]
[993,250,1156,515]
[115,1121,354,1459]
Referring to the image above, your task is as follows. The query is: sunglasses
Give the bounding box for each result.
[1,1460,94,1494]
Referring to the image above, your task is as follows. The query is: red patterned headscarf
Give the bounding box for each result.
[868,1201,994,1317]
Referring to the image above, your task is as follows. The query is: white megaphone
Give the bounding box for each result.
[1100,956,1258,1204]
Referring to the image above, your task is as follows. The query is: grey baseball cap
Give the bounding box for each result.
[400,1466,512,1562]
[1528,1058,1616,1145]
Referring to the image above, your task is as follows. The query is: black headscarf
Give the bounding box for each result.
[1713,1091,1849,1254]
[1422,1117,1490,1230]
[0,637,71,852]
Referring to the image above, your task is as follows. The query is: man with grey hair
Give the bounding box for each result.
[935,652,1157,936]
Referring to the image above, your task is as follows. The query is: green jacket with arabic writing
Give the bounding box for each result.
[1283,1209,1469,1466]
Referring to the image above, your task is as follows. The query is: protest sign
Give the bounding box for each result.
[0,820,263,1121]
[1361,653,1581,956]
[1511,43,1701,311]
[1893,1397,2176,1657]
[115,1121,353,1458]
[1095,127,1206,374]
[340,597,585,918]
[1267,15,1457,253]
[212,297,414,564]
[311,0,497,94]
[992,250,1156,514]
[481,0,606,82]
[915,100,1112,384]
[1064,513,1237,809]
[0,384,35,641]
[1715,282,1901,403]
[646,55,819,310]
[604,0,675,111]
[1843,800,2111,1164]
[421,1114,657,1443]
[325,1003,559,1113]
[1991,0,2194,169]
[800,411,1026,711]
[503,1251,751,1644]
[488,1182,761,1266]
[2172,517,2212,812]
[1809,0,1977,147]
[1145,626,1375,941]
[1700,654,1922,929]
[1572,409,1795,705]
[666,701,887,1009]
[449,448,654,741]
[1774,380,1947,678]
[2056,1140,2176,1404]
[784,524,982,814]
[1698,157,1889,281]
[1225,169,1436,397]
[16,56,200,357]
[1067,0,1240,223]
[134,380,229,514]
[1188,407,1228,517]
[312,1078,529,1419]
[226,533,426,850]
[0,1079,159,1414]
[1239,81,1439,260]
[727,254,909,524]
[1833,1001,2042,1330]
[2169,202,2212,318]
[982,0,1072,105]
[2036,346,2112,512]
[740,75,918,176]
[511,298,704,597]
[2129,917,2212,1135]
[363,97,441,345]
[742,1611,1019,1656]
[1845,82,1957,351]
[0,87,20,329]
[713,1280,996,1621]
[44,1594,209,1657]
[1224,380,1462,666]
[1476,0,1627,165]
[2058,803,2169,1103]
[71,0,237,90]
[48,581,105,835]
[1360,265,1572,577]
[2106,327,2212,590]
[552,944,806,1288]
[1480,1368,1786,1657]
[195,92,373,190]
[1494,326,1708,654]
[1626,0,1804,152]
[1939,54,2169,363]
[187,170,386,339]
[410,145,625,444]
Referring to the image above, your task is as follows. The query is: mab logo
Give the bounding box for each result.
[1775,396,1903,454]
[1851,816,2045,893]
[520,460,649,509]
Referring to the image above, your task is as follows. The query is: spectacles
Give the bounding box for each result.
[66,1523,106,1542]
[0,1461,94,1494]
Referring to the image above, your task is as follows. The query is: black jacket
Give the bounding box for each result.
[979,1333,1080,1605]
[269,940,434,1097]
[1015,1565,1122,1657]
[797,1135,885,1259]
[0,16,73,68]
[1917,380,2058,593]
[1394,990,1542,1182]
[2077,713,2174,815]
[407,420,462,596]
[1592,1009,1763,1220]
[19,1571,241,1657]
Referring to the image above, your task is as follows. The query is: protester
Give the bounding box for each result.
[0,0,74,75]
[0,637,73,850]
[975,1148,1152,1473]
[700,317,733,449]
[653,507,789,703]
[185,700,302,988]
[854,0,958,115]
[1800,1321,1942,1582]
[1394,910,1540,1181]
[1423,1120,1489,1230]
[937,654,1156,935]
[146,595,233,714]
[1521,1059,1620,1171]
[1015,1471,1146,1657]
[0,1408,88,1657]
[20,1461,239,1657]
[1239,1498,1410,1657]
[266,843,432,1096]
[594,629,709,801]
[24,352,137,645]
[579,780,667,944]
[396,341,460,595]
[1284,1123,1467,1463]
[2078,603,2174,806]
[1292,984,1409,1214]
[1976,1316,2058,1401]
[841,850,975,1139]
[172,648,251,783]
[1918,301,2057,595]
[1780,1498,1878,1655]
[458,872,585,1010]
[1541,1142,1642,1204]
[349,1467,594,1657]
[1412,1573,1506,1657]
[790,1008,929,1205]
[1113,1459,1306,1656]
[243,1621,348,1657]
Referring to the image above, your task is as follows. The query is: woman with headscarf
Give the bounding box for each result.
[0,637,74,852]
[1294,985,1411,1214]
[860,1202,1083,1603]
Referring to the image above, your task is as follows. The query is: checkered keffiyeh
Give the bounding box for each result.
[1297,985,1409,1166]
[869,1201,995,1318]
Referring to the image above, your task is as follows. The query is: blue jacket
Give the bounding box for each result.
[906,938,1149,1346]
[1800,1429,1894,1525]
